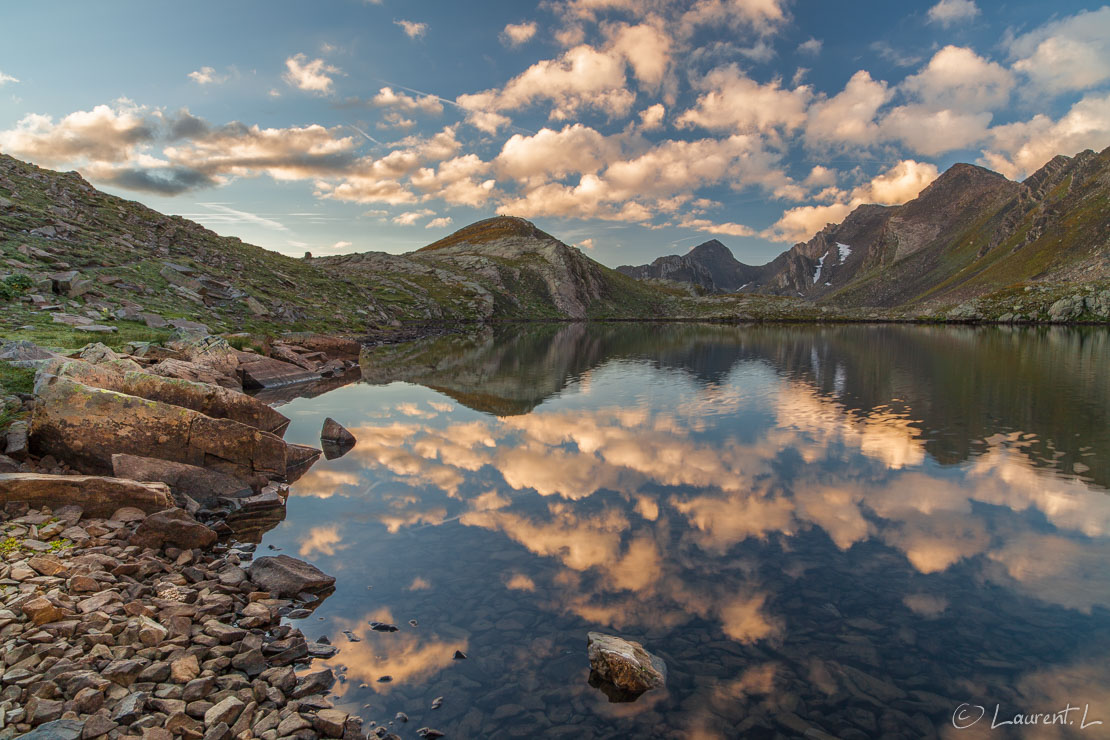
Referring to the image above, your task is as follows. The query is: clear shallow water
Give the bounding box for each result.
[259,324,1110,739]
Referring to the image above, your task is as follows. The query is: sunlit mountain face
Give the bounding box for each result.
[259,324,1110,739]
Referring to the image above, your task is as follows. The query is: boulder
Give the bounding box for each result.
[285,444,322,482]
[0,473,172,517]
[30,376,287,481]
[111,454,254,507]
[44,358,290,434]
[14,719,85,740]
[130,508,217,550]
[5,419,29,460]
[1049,295,1086,322]
[321,418,356,447]
[0,339,64,368]
[248,555,335,596]
[282,333,363,359]
[238,355,321,390]
[586,632,667,699]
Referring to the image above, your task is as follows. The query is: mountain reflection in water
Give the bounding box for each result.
[265,324,1110,739]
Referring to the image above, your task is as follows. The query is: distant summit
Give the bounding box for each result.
[617,239,758,293]
[418,216,553,252]
[620,147,1110,309]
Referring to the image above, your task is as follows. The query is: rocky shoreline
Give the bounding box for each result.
[0,332,409,740]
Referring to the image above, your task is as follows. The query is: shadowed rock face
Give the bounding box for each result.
[617,239,759,293]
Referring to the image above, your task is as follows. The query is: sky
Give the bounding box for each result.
[1,0,1108,267]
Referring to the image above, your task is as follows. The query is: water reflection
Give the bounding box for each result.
[265,324,1110,739]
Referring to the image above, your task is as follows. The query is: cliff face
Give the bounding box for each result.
[616,239,758,293]
[619,147,1110,309]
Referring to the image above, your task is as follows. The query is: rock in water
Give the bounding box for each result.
[248,554,336,596]
[586,632,666,700]
[320,417,356,460]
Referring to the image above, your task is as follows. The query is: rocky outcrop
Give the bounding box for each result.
[586,632,667,700]
[0,473,172,516]
[129,507,217,549]
[248,555,337,597]
[617,239,758,293]
[45,358,291,436]
[29,376,288,482]
[111,454,254,508]
[238,355,321,390]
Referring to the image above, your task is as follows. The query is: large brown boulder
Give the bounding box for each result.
[46,358,290,435]
[248,555,335,596]
[281,333,362,359]
[111,454,254,508]
[0,473,172,517]
[30,376,287,481]
[320,418,356,460]
[238,356,321,390]
[130,507,217,550]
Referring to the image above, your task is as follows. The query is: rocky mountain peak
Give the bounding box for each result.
[418,215,554,252]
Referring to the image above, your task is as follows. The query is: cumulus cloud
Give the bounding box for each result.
[395,19,428,39]
[187,66,227,85]
[426,216,453,229]
[764,159,938,242]
[926,0,979,26]
[501,21,538,47]
[880,105,992,156]
[639,103,666,130]
[797,38,821,55]
[372,87,444,115]
[676,64,810,134]
[283,54,340,94]
[805,70,891,147]
[979,92,1110,179]
[495,124,620,187]
[901,46,1013,111]
[1007,7,1110,94]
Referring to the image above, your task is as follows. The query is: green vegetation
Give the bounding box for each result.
[0,361,34,395]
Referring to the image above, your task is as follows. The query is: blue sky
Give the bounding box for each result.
[1,0,1108,266]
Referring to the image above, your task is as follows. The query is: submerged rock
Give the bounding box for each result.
[586,631,667,700]
[249,554,337,596]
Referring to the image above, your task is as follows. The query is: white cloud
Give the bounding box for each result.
[677,64,810,134]
[283,54,340,94]
[677,216,756,237]
[392,209,435,225]
[805,70,891,147]
[902,46,1013,111]
[495,124,620,187]
[426,216,453,229]
[926,0,979,27]
[395,19,428,39]
[372,87,443,115]
[764,159,939,242]
[980,92,1110,179]
[1008,7,1110,94]
[880,105,992,156]
[331,240,352,250]
[579,237,595,249]
[604,22,673,88]
[457,44,635,126]
[639,103,666,130]
[0,70,18,86]
[797,38,822,55]
[187,66,227,85]
[501,21,538,47]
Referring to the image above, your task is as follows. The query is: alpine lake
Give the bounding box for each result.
[247,323,1110,739]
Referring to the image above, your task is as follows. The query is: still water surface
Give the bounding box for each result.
[261,324,1110,739]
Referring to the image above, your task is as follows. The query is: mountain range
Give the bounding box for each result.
[619,146,1110,313]
[0,145,1108,351]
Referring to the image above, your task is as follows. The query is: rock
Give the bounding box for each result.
[238,355,321,390]
[204,696,245,728]
[27,555,67,576]
[102,659,146,686]
[47,358,290,435]
[140,312,169,329]
[283,334,363,359]
[30,376,287,481]
[130,508,217,550]
[0,340,64,368]
[19,596,68,626]
[586,632,667,698]
[1049,295,1086,322]
[74,324,119,333]
[0,473,172,517]
[17,719,86,740]
[111,506,148,522]
[230,649,266,677]
[289,668,335,699]
[171,654,201,684]
[112,454,253,508]
[284,443,322,482]
[313,709,349,737]
[111,691,147,724]
[52,313,94,326]
[453,650,467,660]
[5,420,29,460]
[320,418,356,460]
[276,714,311,736]
[26,696,65,725]
[81,715,117,740]
[248,555,336,597]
